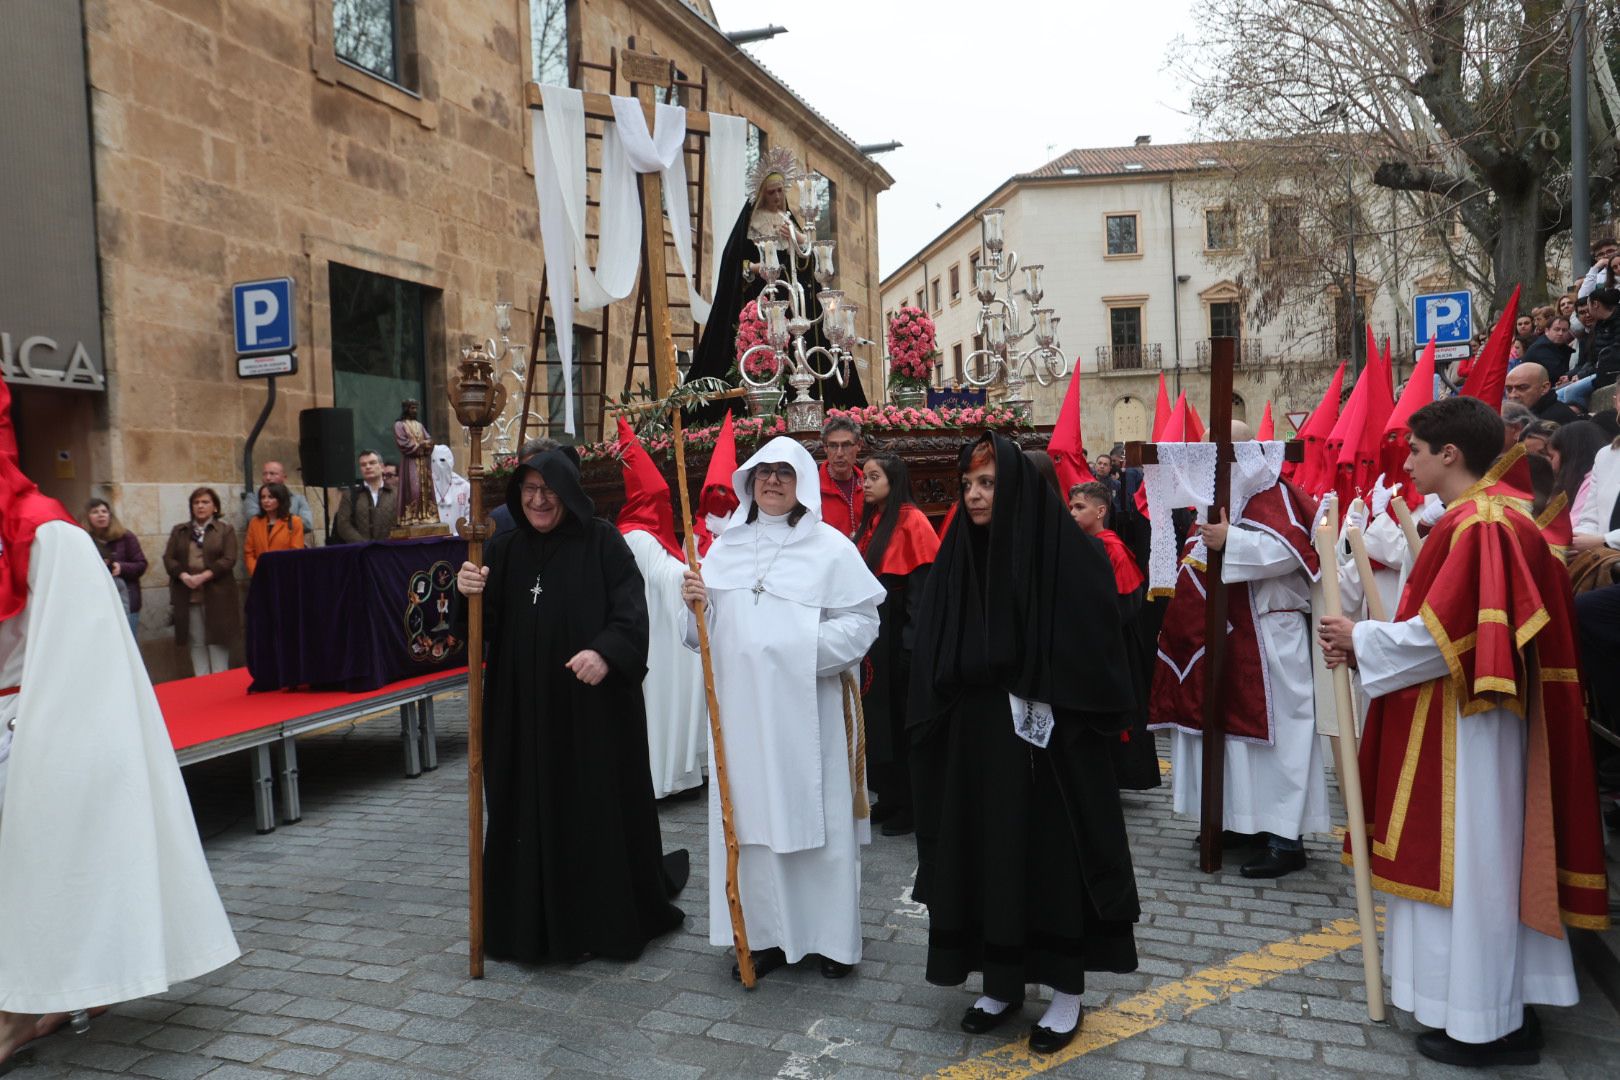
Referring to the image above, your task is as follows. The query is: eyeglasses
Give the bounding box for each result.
[753,464,795,480]
[520,484,555,501]
[825,440,859,454]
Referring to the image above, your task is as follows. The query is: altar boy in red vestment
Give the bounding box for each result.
[1320,396,1607,1068]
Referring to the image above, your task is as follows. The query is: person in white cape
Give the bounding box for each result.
[679,436,883,980]
[0,504,239,1067]
[431,444,471,534]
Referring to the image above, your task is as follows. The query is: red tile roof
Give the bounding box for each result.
[1022,142,1231,179]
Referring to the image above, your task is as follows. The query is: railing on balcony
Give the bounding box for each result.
[1194,338,1264,369]
[1095,343,1163,372]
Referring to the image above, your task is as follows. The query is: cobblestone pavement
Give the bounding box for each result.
[10,692,1620,1079]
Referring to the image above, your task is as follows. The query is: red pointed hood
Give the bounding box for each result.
[1461,284,1521,410]
[614,417,683,561]
[1257,401,1274,440]
[690,412,740,557]
[1152,373,1172,439]
[0,377,76,621]
[1185,398,1206,443]
[1047,371,1096,491]
[1382,340,1437,508]
[1163,392,1190,442]
[1293,362,1346,494]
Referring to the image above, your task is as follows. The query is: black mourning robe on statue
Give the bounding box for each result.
[909,433,1140,1001]
[686,201,866,422]
[462,451,684,963]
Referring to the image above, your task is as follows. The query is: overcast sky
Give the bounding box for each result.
[707,0,1197,279]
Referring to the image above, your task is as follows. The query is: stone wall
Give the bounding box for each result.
[82,0,889,679]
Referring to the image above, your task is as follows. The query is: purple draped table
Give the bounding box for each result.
[245,537,469,692]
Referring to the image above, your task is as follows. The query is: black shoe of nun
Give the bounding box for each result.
[1414,1007,1543,1068]
[731,946,787,981]
[960,998,1024,1034]
[818,956,854,979]
[1028,1008,1084,1055]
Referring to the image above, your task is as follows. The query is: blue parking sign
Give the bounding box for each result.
[233,277,294,355]
[1413,290,1472,346]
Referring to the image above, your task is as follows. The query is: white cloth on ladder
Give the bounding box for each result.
[704,113,748,323]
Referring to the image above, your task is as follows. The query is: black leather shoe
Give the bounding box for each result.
[880,810,915,837]
[819,956,853,979]
[960,999,1023,1034]
[1028,1014,1082,1055]
[1415,1008,1542,1067]
[731,946,787,981]
[1239,847,1308,879]
[869,802,899,824]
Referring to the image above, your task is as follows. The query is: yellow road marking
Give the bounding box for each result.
[931,915,1371,1079]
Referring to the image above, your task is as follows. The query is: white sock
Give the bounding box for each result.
[1038,991,1082,1032]
[972,995,1013,1015]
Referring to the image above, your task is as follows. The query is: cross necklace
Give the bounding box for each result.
[752,529,788,604]
[530,575,543,604]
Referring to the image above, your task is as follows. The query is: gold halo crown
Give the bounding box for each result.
[748,146,801,198]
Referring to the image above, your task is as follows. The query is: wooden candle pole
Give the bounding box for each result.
[1313,506,1386,1022]
[449,347,507,980]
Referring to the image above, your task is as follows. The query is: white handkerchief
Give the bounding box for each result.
[1010,694,1054,749]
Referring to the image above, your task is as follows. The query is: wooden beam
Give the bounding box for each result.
[525,81,714,135]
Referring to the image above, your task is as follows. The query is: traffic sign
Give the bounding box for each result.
[233,277,294,355]
[1423,344,1472,362]
[1413,290,1472,346]
[237,352,297,378]
[1284,411,1310,433]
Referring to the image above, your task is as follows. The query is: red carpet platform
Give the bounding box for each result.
[155,666,468,833]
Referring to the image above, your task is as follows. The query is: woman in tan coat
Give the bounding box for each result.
[163,487,240,675]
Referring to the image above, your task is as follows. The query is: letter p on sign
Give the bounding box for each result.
[232,277,294,355]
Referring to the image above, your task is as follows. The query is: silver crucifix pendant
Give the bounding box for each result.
[530,579,543,604]
[751,582,765,604]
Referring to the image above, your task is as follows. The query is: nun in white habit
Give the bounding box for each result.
[681,435,883,979]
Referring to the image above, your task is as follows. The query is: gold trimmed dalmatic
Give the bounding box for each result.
[1349,448,1609,931]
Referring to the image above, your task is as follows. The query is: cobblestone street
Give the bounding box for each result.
[10,692,1619,1080]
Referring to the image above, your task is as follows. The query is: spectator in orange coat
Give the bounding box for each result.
[244,481,305,575]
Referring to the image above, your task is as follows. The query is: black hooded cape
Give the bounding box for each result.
[457,450,684,963]
[908,432,1140,1000]
[685,200,866,422]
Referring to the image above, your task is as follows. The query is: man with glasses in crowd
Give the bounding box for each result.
[818,417,864,537]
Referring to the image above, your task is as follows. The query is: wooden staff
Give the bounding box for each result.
[1313,514,1386,1022]
[619,53,755,988]
[449,352,506,979]
[1391,496,1423,559]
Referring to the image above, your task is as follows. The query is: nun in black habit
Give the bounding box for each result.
[684,149,866,420]
[453,450,684,965]
[909,433,1140,1055]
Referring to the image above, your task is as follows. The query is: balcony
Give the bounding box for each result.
[1095,343,1163,373]
[1194,339,1264,369]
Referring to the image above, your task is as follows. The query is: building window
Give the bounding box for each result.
[330,263,430,468]
[1267,201,1302,259]
[1105,213,1140,257]
[952,341,964,383]
[811,171,837,240]
[1205,206,1236,251]
[1210,300,1241,341]
[915,288,925,310]
[530,0,570,86]
[745,123,765,181]
[949,264,961,302]
[1109,306,1144,367]
[930,278,942,312]
[333,0,417,90]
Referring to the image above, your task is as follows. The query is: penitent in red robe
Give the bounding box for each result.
[1349,447,1608,932]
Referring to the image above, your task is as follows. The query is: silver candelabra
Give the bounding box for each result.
[466,301,535,455]
[735,174,863,433]
[961,207,1068,414]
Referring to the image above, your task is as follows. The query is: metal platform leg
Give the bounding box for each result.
[250,744,276,834]
[274,736,302,824]
[419,696,438,772]
[400,701,422,778]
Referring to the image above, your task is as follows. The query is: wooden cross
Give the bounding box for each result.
[1124,337,1304,873]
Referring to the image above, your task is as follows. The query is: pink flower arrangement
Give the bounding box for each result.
[734,300,781,382]
[578,414,789,463]
[825,403,1028,434]
[886,306,939,389]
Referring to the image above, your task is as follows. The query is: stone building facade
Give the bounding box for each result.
[881,140,1462,451]
[3,0,889,678]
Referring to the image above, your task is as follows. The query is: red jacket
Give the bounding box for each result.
[819,460,863,538]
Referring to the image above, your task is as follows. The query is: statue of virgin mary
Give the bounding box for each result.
[686,147,866,418]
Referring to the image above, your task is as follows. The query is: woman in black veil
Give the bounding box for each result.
[686,148,866,419]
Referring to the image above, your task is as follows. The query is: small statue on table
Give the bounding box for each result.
[391,399,449,537]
